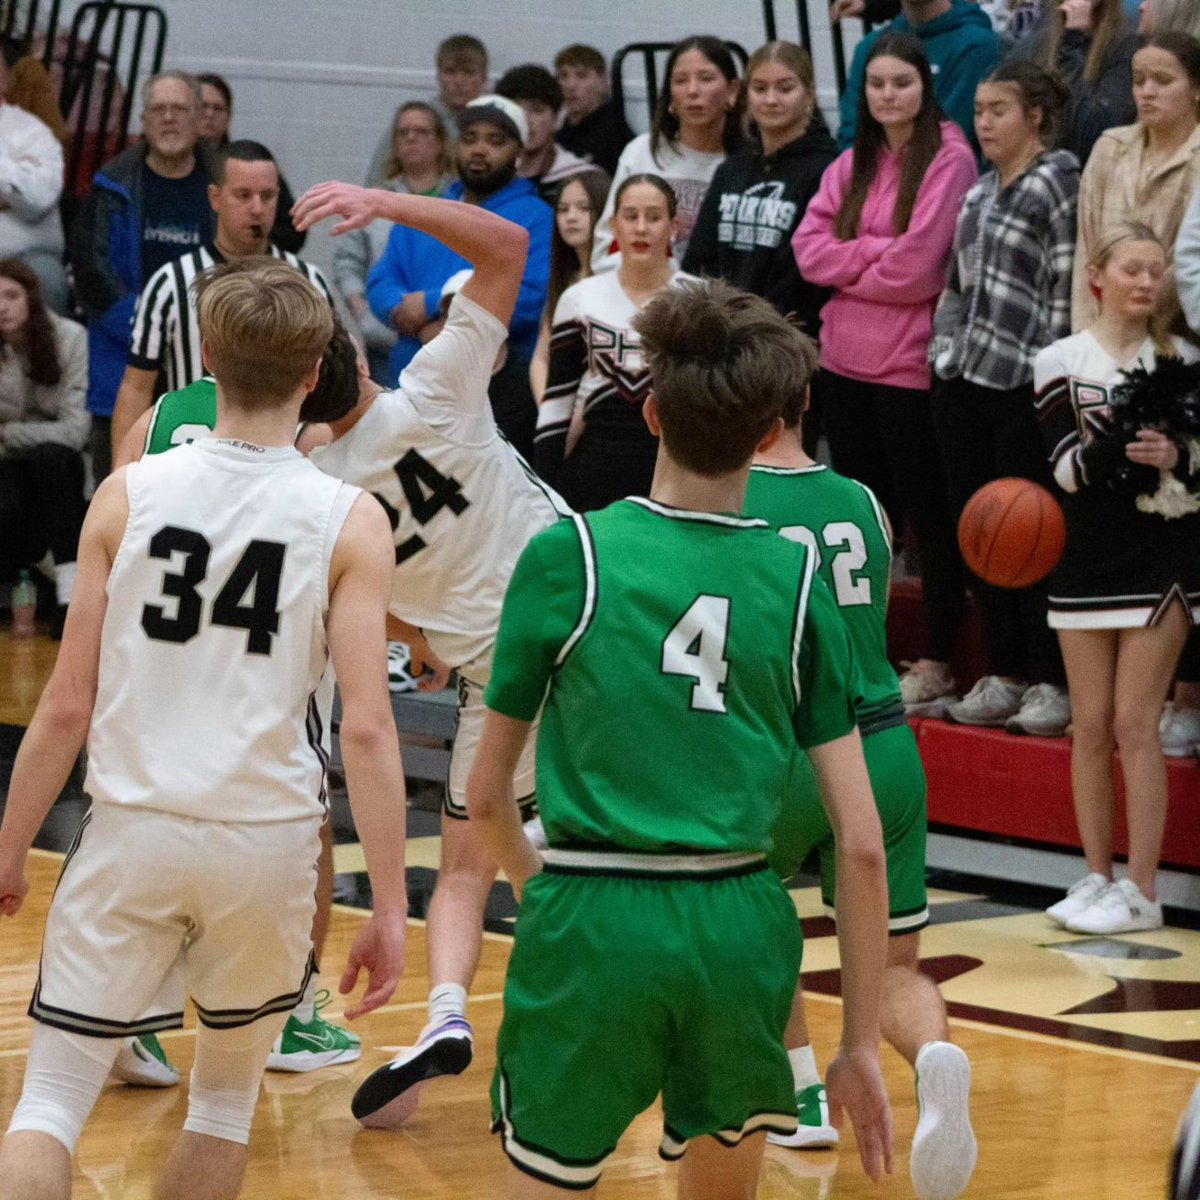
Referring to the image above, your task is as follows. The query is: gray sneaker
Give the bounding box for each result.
[1160,704,1200,757]
[1006,684,1071,737]
[899,661,958,717]
[946,676,1025,727]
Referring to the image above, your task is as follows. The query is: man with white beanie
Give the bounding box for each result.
[365,94,552,385]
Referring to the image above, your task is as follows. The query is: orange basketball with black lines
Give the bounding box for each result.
[957,478,1065,589]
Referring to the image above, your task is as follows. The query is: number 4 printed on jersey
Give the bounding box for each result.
[661,594,731,714]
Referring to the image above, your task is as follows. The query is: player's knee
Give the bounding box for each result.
[183,1078,259,1145]
[1111,704,1158,754]
[7,1026,114,1153]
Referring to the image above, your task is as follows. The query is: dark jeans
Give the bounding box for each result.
[88,414,112,485]
[0,442,87,578]
[821,370,964,662]
[931,377,1066,686]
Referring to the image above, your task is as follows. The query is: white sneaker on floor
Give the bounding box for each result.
[911,1042,977,1200]
[1006,683,1071,737]
[1160,704,1200,757]
[1046,872,1110,927]
[111,1034,179,1087]
[946,676,1025,727]
[1065,878,1163,935]
[899,661,958,717]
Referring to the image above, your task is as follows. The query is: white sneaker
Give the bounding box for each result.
[111,1034,179,1087]
[1065,878,1164,935]
[899,661,958,717]
[946,676,1025,727]
[387,641,419,694]
[1006,684,1071,737]
[1046,872,1111,927]
[911,1042,977,1200]
[1160,704,1200,757]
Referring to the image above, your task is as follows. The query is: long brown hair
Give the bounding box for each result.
[650,36,744,160]
[1148,0,1200,39]
[547,169,610,318]
[743,40,817,141]
[0,259,61,386]
[1039,0,1128,86]
[834,33,944,241]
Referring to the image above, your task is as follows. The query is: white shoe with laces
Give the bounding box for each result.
[1046,872,1110,927]
[899,661,958,717]
[946,676,1025,727]
[1006,683,1071,737]
[910,1042,977,1200]
[1160,704,1200,757]
[1065,878,1163,935]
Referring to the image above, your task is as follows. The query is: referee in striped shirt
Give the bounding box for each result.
[109,139,333,457]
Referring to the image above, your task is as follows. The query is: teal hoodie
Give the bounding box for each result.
[837,1,1001,153]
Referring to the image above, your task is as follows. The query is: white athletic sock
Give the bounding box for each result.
[291,974,320,1025]
[53,561,76,606]
[428,983,468,1027]
[787,1044,822,1091]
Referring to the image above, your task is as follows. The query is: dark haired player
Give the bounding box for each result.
[467,278,892,1198]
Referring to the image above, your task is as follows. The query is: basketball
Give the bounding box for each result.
[957,478,1065,589]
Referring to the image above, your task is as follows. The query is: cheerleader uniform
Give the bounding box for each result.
[1034,331,1200,628]
[533,269,694,512]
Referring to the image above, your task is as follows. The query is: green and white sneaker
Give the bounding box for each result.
[767,1082,839,1149]
[266,990,362,1073]
[111,1034,180,1087]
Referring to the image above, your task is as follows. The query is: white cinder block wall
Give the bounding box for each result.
[53,1,865,273]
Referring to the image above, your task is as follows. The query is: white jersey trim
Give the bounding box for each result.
[554,514,597,668]
[791,547,817,711]
[626,496,769,529]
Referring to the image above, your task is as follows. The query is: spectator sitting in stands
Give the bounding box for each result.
[195,72,305,253]
[335,100,453,384]
[0,35,64,143]
[68,70,215,483]
[0,258,88,634]
[837,0,1001,153]
[365,34,488,187]
[366,95,551,384]
[108,139,332,455]
[1006,0,1138,164]
[832,0,1044,40]
[554,43,634,176]
[1072,31,1200,333]
[496,64,595,204]
[592,35,745,272]
[0,53,65,316]
[530,169,609,403]
[1139,0,1200,39]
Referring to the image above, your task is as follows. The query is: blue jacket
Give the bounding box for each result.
[68,142,215,418]
[367,176,552,383]
[837,1,1001,154]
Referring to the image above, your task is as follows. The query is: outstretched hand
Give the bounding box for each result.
[339,908,407,1019]
[827,1044,894,1181]
[0,853,28,919]
[292,182,380,236]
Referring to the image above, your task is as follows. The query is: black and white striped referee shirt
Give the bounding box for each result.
[127,243,333,390]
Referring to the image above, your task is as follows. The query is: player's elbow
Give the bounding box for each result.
[337,708,397,760]
[40,677,93,742]
[839,835,887,881]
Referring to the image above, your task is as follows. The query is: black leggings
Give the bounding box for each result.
[0,441,86,578]
[931,378,1065,686]
[820,370,964,662]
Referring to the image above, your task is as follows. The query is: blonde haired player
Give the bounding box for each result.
[0,264,408,1200]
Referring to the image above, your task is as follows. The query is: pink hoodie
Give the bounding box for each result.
[793,121,977,390]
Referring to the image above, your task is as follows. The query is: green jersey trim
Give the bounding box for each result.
[790,546,817,712]
[553,514,598,669]
[626,496,769,530]
[749,464,829,476]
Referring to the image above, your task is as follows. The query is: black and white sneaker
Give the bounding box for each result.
[351,1016,473,1127]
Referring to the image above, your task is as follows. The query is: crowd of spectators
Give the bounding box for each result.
[2,2,1200,925]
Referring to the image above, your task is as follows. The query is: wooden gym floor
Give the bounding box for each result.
[2,628,1198,1198]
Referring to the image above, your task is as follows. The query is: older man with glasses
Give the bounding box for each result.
[69,70,216,482]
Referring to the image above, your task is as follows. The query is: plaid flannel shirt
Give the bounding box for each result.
[933,149,1080,392]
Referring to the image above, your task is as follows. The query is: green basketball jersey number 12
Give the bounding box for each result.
[143,377,218,456]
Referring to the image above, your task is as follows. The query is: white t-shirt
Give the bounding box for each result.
[1033,330,1200,492]
[87,439,359,823]
[311,291,571,669]
[590,132,724,273]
